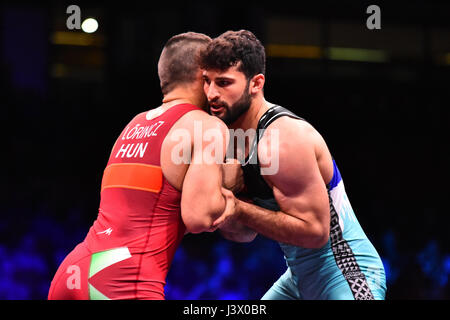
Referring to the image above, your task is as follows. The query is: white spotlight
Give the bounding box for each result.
[81,18,98,33]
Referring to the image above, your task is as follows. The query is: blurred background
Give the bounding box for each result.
[1,0,449,299]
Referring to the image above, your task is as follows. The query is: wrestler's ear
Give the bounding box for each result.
[250,74,265,94]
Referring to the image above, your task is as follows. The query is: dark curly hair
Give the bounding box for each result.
[199,30,266,80]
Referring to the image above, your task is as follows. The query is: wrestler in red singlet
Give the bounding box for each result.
[48,104,202,300]
[48,32,238,300]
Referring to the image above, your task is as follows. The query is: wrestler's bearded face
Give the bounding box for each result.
[203,66,253,126]
[208,81,251,125]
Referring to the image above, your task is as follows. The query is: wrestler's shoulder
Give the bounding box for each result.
[177,109,228,131]
[264,116,317,144]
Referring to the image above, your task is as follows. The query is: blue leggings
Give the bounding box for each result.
[261,268,386,300]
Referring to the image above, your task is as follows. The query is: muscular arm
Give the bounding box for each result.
[219,159,257,242]
[181,116,232,233]
[227,117,331,248]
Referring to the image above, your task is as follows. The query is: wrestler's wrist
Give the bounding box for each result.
[234,198,245,219]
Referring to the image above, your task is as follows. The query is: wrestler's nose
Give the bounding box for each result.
[206,82,220,102]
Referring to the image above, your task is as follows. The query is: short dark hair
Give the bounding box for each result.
[158,32,211,95]
[199,30,266,79]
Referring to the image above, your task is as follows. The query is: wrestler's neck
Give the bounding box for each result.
[161,86,205,110]
[230,94,271,132]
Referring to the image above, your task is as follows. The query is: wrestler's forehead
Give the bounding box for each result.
[202,66,245,80]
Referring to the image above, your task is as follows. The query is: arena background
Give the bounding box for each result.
[1,0,449,300]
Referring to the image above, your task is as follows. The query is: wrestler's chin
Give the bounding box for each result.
[209,107,227,119]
